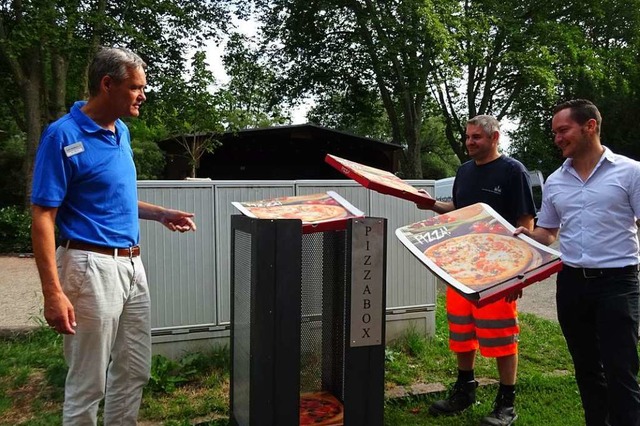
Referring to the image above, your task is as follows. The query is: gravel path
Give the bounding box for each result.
[0,255,560,333]
[0,255,44,331]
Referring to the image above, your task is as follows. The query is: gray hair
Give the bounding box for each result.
[87,46,147,97]
[467,115,500,136]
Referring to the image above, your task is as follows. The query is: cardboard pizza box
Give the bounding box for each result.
[325,153,435,207]
[231,191,364,234]
[395,203,563,307]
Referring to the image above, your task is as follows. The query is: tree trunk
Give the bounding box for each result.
[51,52,69,120]
[21,55,44,209]
[400,120,423,179]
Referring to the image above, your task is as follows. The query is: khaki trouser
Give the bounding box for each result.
[56,247,151,426]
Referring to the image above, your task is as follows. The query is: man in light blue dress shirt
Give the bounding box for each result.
[516,99,640,426]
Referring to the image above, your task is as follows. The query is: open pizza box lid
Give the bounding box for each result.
[231,191,365,234]
[325,153,435,207]
[395,202,563,307]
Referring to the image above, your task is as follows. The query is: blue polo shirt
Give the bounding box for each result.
[31,101,139,247]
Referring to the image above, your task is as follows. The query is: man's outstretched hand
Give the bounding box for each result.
[160,209,197,232]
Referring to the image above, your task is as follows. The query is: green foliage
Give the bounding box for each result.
[147,348,230,395]
[0,131,27,207]
[0,302,598,425]
[509,0,640,163]
[420,115,460,179]
[144,51,226,178]
[126,118,167,180]
[306,84,392,141]
[148,354,197,394]
[0,205,32,253]
[220,32,291,128]
[256,0,459,178]
[0,0,249,204]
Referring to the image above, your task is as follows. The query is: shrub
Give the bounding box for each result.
[0,205,32,253]
[148,354,197,394]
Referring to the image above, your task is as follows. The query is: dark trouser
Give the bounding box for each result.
[556,267,640,426]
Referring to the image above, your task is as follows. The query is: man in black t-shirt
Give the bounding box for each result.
[418,115,536,426]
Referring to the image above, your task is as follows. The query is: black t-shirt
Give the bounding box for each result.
[452,155,536,227]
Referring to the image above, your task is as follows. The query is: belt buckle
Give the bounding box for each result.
[582,268,602,279]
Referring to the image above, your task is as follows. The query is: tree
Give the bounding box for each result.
[0,0,245,206]
[140,34,294,178]
[429,0,562,164]
[146,51,225,178]
[218,32,291,128]
[306,82,393,142]
[306,87,460,178]
[255,0,458,178]
[420,115,460,179]
[509,0,640,169]
[125,118,167,180]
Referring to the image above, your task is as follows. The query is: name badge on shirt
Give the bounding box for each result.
[64,142,85,157]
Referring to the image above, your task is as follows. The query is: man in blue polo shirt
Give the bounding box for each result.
[30,46,196,425]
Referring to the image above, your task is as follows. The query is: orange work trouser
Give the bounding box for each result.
[446,287,519,358]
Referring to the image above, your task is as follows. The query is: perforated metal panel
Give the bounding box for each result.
[299,231,348,398]
[232,229,252,426]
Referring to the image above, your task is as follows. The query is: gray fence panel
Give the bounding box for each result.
[138,179,436,336]
[138,182,216,330]
[215,182,297,324]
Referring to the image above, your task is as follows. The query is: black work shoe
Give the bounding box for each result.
[480,403,518,425]
[429,380,478,416]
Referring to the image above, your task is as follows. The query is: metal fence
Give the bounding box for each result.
[137,179,437,358]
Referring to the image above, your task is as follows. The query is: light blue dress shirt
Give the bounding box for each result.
[537,147,640,268]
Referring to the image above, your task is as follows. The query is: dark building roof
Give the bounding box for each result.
[159,123,403,180]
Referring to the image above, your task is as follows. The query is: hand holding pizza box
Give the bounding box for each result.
[231,191,364,233]
[395,203,563,307]
[325,153,435,207]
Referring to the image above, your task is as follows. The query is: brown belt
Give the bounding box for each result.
[61,240,141,257]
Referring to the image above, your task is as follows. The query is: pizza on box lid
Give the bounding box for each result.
[325,153,435,207]
[395,203,562,306]
[231,191,364,233]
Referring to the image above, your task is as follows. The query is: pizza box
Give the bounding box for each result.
[231,191,364,234]
[325,153,435,207]
[395,203,563,307]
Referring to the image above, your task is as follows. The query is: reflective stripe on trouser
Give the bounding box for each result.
[57,247,152,426]
[446,287,519,357]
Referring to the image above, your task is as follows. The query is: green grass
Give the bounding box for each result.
[0,293,589,425]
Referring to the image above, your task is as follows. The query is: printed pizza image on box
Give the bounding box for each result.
[299,391,344,425]
[325,153,435,207]
[395,203,562,306]
[231,191,364,233]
